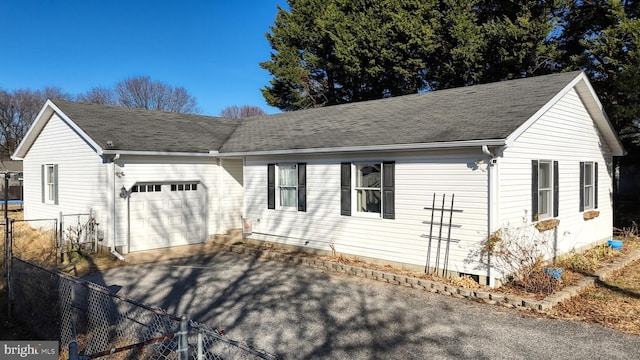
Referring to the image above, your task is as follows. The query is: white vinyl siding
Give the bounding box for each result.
[499,88,613,253]
[220,159,244,231]
[244,151,488,277]
[23,113,107,220]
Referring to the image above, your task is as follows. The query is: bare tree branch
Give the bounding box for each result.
[220,105,267,118]
[115,76,200,113]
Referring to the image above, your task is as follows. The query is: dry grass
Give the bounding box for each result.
[547,228,640,335]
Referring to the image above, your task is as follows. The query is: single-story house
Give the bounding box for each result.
[12,71,625,285]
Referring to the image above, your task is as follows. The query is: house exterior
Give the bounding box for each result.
[13,71,625,285]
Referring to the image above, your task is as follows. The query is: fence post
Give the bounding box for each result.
[178,315,189,360]
[197,328,204,360]
[58,212,63,263]
[68,340,79,360]
[4,173,9,319]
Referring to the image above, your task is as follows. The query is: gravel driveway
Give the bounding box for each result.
[84,251,640,359]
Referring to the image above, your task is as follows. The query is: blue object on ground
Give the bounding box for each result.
[0,199,23,205]
[608,239,623,250]
[544,267,563,280]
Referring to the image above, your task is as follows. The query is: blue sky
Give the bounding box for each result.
[0,0,287,115]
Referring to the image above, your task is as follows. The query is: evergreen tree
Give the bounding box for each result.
[260,0,439,110]
[261,0,562,110]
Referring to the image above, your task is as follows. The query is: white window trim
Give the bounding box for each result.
[537,160,553,220]
[44,164,57,204]
[352,162,383,218]
[277,163,298,210]
[583,161,595,211]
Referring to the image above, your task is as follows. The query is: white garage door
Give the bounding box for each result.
[128,182,206,252]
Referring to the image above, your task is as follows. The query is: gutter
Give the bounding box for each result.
[101,150,214,157]
[110,154,125,261]
[214,139,507,158]
[482,145,499,287]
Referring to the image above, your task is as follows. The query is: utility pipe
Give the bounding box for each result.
[482,145,498,287]
[110,154,125,261]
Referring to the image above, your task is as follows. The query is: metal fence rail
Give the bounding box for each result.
[10,257,278,360]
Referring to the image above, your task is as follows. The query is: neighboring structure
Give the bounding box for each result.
[13,71,625,285]
[0,159,23,200]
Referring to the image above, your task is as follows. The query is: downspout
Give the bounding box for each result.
[482,145,498,287]
[110,154,125,261]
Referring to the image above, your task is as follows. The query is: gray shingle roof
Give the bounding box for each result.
[50,100,240,153]
[50,71,581,154]
[220,71,582,153]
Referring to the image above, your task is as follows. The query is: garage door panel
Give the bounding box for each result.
[168,200,183,209]
[130,201,146,212]
[167,215,184,226]
[129,182,206,252]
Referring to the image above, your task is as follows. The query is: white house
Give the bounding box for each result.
[13,71,625,285]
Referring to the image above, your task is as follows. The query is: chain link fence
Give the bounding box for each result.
[10,257,278,360]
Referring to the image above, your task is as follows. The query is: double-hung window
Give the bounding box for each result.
[580,161,598,211]
[278,164,298,208]
[531,160,558,221]
[267,163,306,211]
[341,161,395,219]
[355,164,382,213]
[42,164,58,204]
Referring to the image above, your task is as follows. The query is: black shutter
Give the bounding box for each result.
[382,161,395,219]
[579,162,585,212]
[594,162,598,209]
[531,160,538,221]
[267,164,275,209]
[553,161,558,217]
[340,162,351,216]
[297,163,306,212]
[41,164,45,203]
[53,164,59,205]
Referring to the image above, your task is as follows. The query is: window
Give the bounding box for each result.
[131,184,163,193]
[171,183,198,191]
[580,162,598,211]
[341,162,395,219]
[355,164,381,213]
[538,161,552,219]
[531,160,558,221]
[267,163,306,211]
[42,164,58,204]
[279,164,298,208]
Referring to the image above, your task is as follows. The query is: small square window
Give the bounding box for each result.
[155,185,161,192]
[178,184,184,191]
[192,183,197,191]
[185,184,191,191]
[132,186,139,192]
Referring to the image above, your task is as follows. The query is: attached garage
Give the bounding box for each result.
[128,182,207,252]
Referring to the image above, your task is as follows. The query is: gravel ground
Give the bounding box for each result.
[83,251,640,360]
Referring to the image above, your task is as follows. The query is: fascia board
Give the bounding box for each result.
[12,100,105,159]
[574,76,626,156]
[12,100,55,159]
